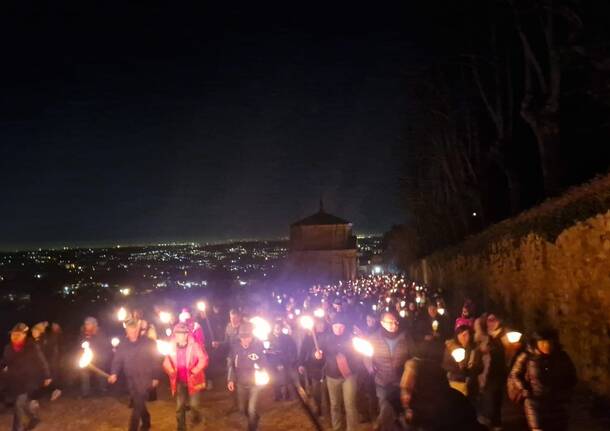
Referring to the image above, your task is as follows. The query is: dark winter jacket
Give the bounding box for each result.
[368,328,413,387]
[1,341,51,400]
[110,337,162,395]
[227,340,268,387]
[317,332,361,379]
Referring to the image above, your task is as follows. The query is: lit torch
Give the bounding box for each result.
[506,331,522,344]
[313,308,325,319]
[300,315,319,351]
[352,337,374,357]
[78,346,110,378]
[254,364,270,386]
[451,347,466,363]
[156,339,174,356]
[159,311,173,325]
[250,316,271,341]
[117,307,128,322]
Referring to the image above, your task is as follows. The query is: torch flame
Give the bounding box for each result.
[506,331,522,343]
[313,308,325,318]
[156,339,173,356]
[254,368,270,386]
[451,347,466,363]
[111,337,120,348]
[117,307,128,322]
[250,316,271,341]
[196,301,206,312]
[352,337,374,357]
[79,347,93,368]
[159,311,172,324]
[299,316,315,331]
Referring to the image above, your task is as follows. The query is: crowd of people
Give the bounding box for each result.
[0,274,578,431]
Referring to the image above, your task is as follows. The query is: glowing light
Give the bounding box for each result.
[451,347,466,363]
[300,316,315,331]
[314,308,325,318]
[287,313,294,320]
[250,317,271,341]
[159,311,172,324]
[400,300,406,308]
[295,309,301,316]
[81,341,90,350]
[352,337,374,357]
[263,340,270,349]
[281,327,290,336]
[120,288,131,296]
[117,307,128,322]
[156,339,173,356]
[179,310,191,323]
[78,347,93,368]
[165,328,172,337]
[506,331,522,343]
[385,297,391,303]
[111,337,120,348]
[438,308,445,316]
[415,297,422,304]
[432,320,439,332]
[399,310,406,318]
[196,301,206,312]
[372,304,377,311]
[254,367,270,386]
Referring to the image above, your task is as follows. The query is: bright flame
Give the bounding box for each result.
[156,339,173,356]
[81,341,90,350]
[432,320,439,332]
[314,308,325,318]
[79,347,93,368]
[437,308,445,316]
[300,316,315,331]
[196,301,206,312]
[295,309,301,316]
[451,347,466,363]
[415,297,422,304]
[117,307,128,322]
[120,288,131,296]
[506,331,522,343]
[281,327,290,335]
[385,297,391,303]
[179,311,191,323]
[250,317,271,341]
[111,337,120,348]
[352,337,374,357]
[399,310,406,318]
[287,313,294,320]
[400,300,406,308]
[159,311,172,324]
[254,368,270,386]
[372,304,377,311]
[263,340,271,349]
[165,328,172,337]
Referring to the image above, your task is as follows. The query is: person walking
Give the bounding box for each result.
[508,329,577,431]
[108,319,162,431]
[163,323,209,431]
[2,323,52,431]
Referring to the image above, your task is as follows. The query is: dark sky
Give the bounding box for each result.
[0,2,420,250]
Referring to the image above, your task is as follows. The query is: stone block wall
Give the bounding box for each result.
[409,210,610,395]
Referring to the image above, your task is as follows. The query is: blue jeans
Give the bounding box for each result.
[375,384,402,431]
[237,384,262,431]
[326,375,358,431]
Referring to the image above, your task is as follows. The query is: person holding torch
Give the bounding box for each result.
[78,316,110,397]
[227,321,269,431]
[442,325,482,399]
[107,319,163,431]
[315,313,360,431]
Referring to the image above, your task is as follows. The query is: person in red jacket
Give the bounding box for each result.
[163,323,209,431]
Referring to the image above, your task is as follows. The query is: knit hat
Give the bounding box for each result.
[10,322,29,334]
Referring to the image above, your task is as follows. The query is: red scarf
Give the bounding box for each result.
[11,339,26,353]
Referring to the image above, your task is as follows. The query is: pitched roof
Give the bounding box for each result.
[291,209,350,227]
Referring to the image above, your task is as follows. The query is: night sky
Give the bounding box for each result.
[0,2,419,250]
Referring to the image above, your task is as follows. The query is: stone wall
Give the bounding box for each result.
[409,210,610,396]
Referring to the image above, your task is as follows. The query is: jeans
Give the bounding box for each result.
[478,382,503,428]
[375,384,402,431]
[176,382,202,431]
[12,394,38,431]
[309,375,329,417]
[80,368,108,396]
[237,384,262,431]
[129,392,151,431]
[326,374,358,431]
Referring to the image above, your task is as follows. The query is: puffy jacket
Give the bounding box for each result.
[368,329,413,387]
[163,337,208,395]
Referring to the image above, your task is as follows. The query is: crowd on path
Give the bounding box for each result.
[0,274,578,431]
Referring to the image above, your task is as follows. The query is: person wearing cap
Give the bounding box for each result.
[79,316,111,397]
[108,319,163,431]
[163,323,209,431]
[315,313,360,431]
[2,323,52,431]
[227,321,269,431]
[298,317,329,418]
[508,329,576,431]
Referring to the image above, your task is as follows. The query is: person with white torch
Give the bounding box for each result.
[227,322,269,431]
[298,316,329,418]
[442,325,482,399]
[108,319,163,431]
[314,314,360,431]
